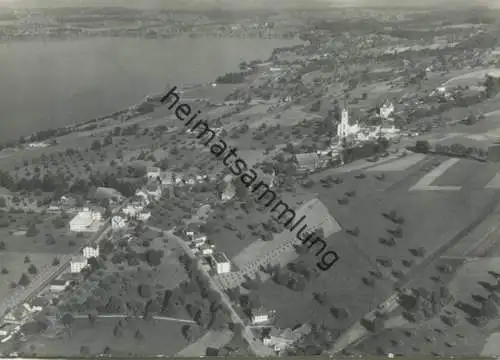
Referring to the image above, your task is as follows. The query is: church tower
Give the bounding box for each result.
[337,99,349,144]
[270,168,276,189]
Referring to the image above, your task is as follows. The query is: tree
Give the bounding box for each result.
[61,312,74,334]
[134,329,144,341]
[26,224,38,237]
[90,140,102,151]
[18,273,30,286]
[138,284,152,298]
[28,264,38,275]
[415,140,431,154]
[181,324,192,341]
[88,310,98,327]
[80,345,90,356]
[113,324,123,337]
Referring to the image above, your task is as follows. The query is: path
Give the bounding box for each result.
[148,225,274,357]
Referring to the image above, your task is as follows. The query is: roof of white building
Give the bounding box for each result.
[213,252,230,264]
[69,210,102,229]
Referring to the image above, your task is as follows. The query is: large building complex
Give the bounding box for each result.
[68,208,103,233]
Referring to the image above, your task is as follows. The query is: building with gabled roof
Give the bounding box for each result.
[294,153,321,174]
[263,323,311,352]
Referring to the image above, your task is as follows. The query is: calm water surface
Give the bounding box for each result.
[0,37,301,141]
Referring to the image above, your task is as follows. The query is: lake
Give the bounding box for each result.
[0,36,301,141]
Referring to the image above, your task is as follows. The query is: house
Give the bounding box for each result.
[200,244,213,256]
[211,252,231,274]
[294,153,321,174]
[82,245,99,259]
[251,308,270,325]
[146,166,161,180]
[379,101,395,119]
[122,204,144,218]
[135,190,150,205]
[144,181,162,201]
[49,279,71,292]
[58,195,76,208]
[193,234,207,243]
[263,324,311,352]
[221,175,236,201]
[69,208,103,233]
[70,256,88,273]
[111,215,127,230]
[160,172,176,188]
[47,205,61,214]
[0,323,12,336]
[92,187,125,204]
[137,212,151,221]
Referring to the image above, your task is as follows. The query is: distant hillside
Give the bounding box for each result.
[3,0,498,10]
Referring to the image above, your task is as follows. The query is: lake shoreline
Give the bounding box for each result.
[1,37,303,142]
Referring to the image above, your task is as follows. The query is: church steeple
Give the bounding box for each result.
[337,97,349,144]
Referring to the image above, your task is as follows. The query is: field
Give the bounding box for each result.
[0,252,58,307]
[443,68,500,88]
[24,317,190,357]
[351,257,500,357]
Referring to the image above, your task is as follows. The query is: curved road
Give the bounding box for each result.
[149,225,274,357]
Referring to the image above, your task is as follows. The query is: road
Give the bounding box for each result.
[148,225,274,357]
[47,314,196,324]
[0,200,129,322]
[327,190,500,355]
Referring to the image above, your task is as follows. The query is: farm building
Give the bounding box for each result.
[211,252,231,274]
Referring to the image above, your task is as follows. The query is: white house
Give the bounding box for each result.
[135,190,150,205]
[192,234,208,247]
[263,324,311,352]
[146,166,161,180]
[145,183,162,201]
[122,204,144,218]
[379,101,395,119]
[137,212,151,221]
[0,324,11,336]
[160,172,176,188]
[111,215,127,230]
[251,308,270,325]
[221,176,236,202]
[82,245,99,259]
[70,256,88,273]
[200,244,213,256]
[69,208,103,233]
[212,252,231,274]
[49,279,71,292]
[377,125,401,139]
